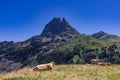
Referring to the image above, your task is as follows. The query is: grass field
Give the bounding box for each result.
[0,64,120,80]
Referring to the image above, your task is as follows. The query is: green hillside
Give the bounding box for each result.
[36,34,120,64]
[0,18,120,73]
[57,34,109,51]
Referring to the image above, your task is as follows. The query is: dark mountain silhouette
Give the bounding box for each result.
[41,18,79,37]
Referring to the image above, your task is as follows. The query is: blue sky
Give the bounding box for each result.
[0,0,120,42]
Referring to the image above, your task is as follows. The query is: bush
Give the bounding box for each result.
[72,55,80,64]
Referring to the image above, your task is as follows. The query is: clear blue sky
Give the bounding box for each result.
[0,0,120,42]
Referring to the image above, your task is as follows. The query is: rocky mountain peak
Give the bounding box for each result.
[0,41,14,49]
[92,31,109,39]
[51,17,61,23]
[97,31,108,35]
[0,18,80,73]
[92,31,120,40]
[41,18,79,37]
[61,18,68,24]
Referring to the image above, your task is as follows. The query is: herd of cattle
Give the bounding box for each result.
[33,59,111,71]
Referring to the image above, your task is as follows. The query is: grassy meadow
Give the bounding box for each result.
[0,64,120,80]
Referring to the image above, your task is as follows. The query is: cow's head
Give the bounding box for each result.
[51,61,55,67]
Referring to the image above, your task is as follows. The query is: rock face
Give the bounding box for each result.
[0,18,80,73]
[92,31,109,39]
[41,18,79,37]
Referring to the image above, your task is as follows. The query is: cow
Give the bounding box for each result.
[97,62,106,66]
[105,62,111,66]
[33,61,55,71]
[97,62,112,66]
[90,59,104,64]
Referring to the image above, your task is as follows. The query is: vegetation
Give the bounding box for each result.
[36,34,120,64]
[0,64,120,80]
[1,33,120,73]
[1,18,120,73]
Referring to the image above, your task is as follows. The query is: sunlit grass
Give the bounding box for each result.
[0,64,120,80]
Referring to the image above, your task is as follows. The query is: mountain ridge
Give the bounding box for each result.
[0,18,120,73]
[0,18,80,73]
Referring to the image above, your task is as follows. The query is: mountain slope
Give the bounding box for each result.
[0,18,80,73]
[37,34,120,64]
[92,31,120,42]
[0,18,120,73]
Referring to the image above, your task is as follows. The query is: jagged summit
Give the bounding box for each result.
[41,18,79,37]
[0,18,80,73]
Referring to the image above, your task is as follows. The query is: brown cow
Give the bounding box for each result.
[97,62,106,66]
[90,59,104,64]
[105,62,111,66]
[97,62,111,66]
[33,61,55,71]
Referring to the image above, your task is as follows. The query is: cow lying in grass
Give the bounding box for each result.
[105,62,111,66]
[90,59,104,64]
[33,62,55,71]
[98,62,111,66]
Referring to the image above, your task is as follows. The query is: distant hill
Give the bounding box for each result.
[92,31,120,42]
[0,18,120,73]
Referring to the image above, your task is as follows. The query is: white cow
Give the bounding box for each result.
[90,59,104,64]
[33,62,55,71]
